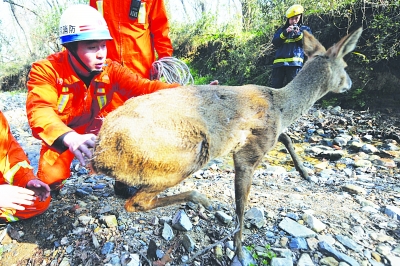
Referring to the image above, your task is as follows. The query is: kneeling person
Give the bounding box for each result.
[26,5,179,197]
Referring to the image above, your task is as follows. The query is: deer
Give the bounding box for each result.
[91,28,363,265]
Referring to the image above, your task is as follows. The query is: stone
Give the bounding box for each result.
[278,217,317,238]
[318,235,336,246]
[302,213,327,233]
[297,253,315,266]
[182,234,196,252]
[172,210,193,231]
[384,205,400,220]
[375,244,391,256]
[386,254,400,266]
[320,256,339,266]
[342,184,367,195]
[245,207,265,228]
[100,215,118,228]
[215,211,233,224]
[335,235,363,252]
[162,222,174,241]
[101,242,115,255]
[270,258,293,266]
[318,241,360,266]
[289,237,308,250]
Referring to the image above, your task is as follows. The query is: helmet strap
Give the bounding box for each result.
[66,45,103,78]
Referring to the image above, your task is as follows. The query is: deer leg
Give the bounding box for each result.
[233,133,269,265]
[124,186,211,212]
[278,133,310,181]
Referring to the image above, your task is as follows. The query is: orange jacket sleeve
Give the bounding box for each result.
[0,111,36,188]
[26,58,74,147]
[106,60,179,99]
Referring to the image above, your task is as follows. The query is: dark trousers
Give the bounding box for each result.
[270,66,302,88]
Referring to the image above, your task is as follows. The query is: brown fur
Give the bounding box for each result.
[91,28,363,265]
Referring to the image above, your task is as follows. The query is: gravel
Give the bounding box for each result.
[0,91,399,266]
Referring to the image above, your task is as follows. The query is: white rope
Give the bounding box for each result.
[150,57,194,85]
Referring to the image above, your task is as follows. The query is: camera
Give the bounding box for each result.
[292,25,299,32]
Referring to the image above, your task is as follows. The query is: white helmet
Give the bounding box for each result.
[59,4,112,45]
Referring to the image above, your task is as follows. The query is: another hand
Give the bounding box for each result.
[287,25,300,35]
[286,25,294,33]
[210,80,219,85]
[0,184,36,210]
[26,179,50,201]
[63,132,97,166]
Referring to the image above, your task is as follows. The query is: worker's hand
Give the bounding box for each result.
[26,179,50,201]
[0,184,36,210]
[150,65,160,80]
[287,25,300,35]
[63,132,97,166]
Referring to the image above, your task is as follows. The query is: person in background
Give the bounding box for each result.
[270,4,312,88]
[0,111,50,222]
[26,5,179,198]
[89,0,173,79]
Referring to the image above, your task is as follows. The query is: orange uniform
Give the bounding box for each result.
[26,49,178,187]
[0,111,50,222]
[89,0,173,79]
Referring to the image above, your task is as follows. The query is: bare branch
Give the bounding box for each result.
[6,1,33,55]
[3,0,39,16]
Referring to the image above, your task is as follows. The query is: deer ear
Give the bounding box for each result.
[302,30,326,58]
[327,27,363,59]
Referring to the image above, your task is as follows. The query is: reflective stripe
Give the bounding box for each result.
[96,0,104,16]
[284,33,303,43]
[280,32,287,40]
[273,57,304,64]
[0,208,19,222]
[58,87,70,113]
[3,160,33,185]
[57,95,69,113]
[59,30,112,44]
[97,95,107,110]
[97,88,107,109]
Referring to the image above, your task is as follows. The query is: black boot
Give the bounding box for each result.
[49,182,63,199]
[114,181,139,199]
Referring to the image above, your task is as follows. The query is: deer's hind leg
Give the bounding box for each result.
[124,184,211,212]
[233,130,273,264]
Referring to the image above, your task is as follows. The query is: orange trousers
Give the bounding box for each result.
[0,196,51,222]
[37,146,75,190]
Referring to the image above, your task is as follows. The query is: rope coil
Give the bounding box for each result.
[150,57,194,85]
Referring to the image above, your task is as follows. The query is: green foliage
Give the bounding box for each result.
[320,97,338,108]
[245,244,277,265]
[170,0,400,110]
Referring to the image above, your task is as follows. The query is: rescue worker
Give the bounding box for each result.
[26,4,179,197]
[270,4,312,88]
[89,0,174,198]
[0,111,50,222]
[89,0,173,79]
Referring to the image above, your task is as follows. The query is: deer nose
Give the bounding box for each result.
[347,75,352,90]
[341,74,352,92]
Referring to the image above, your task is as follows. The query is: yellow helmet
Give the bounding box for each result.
[286,4,304,18]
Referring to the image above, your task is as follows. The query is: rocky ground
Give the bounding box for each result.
[0,91,400,266]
